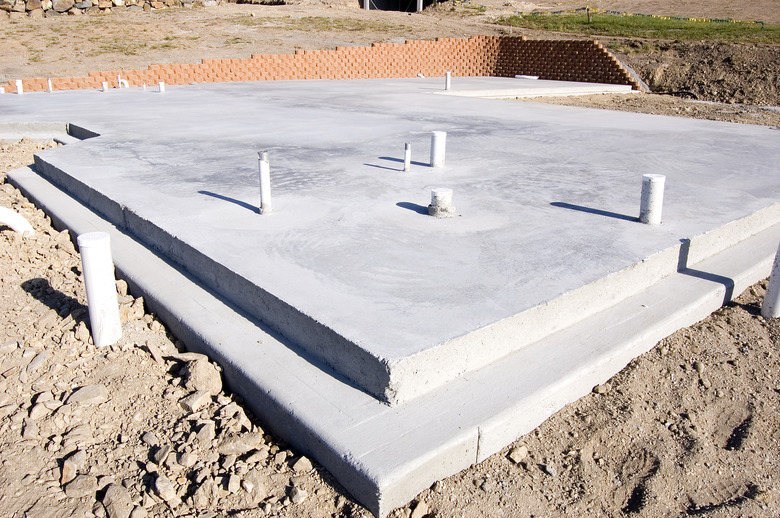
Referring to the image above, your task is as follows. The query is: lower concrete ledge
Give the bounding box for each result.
[9,163,778,517]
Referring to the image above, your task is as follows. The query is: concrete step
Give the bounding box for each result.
[9,163,777,517]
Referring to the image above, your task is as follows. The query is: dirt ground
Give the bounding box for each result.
[1,0,779,517]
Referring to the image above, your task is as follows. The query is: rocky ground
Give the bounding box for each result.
[1,0,780,516]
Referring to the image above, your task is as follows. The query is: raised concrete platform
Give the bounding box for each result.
[3,76,780,516]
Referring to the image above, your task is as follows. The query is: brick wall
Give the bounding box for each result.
[2,35,640,93]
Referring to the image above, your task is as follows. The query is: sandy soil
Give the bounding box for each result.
[1,0,779,516]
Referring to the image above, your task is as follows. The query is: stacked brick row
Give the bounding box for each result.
[2,35,640,93]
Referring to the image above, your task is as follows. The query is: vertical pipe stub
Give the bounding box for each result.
[102,81,109,92]
[158,81,166,93]
[430,131,447,168]
[428,188,455,218]
[15,80,23,95]
[445,71,452,91]
[77,232,122,348]
[47,79,53,93]
[762,241,780,318]
[403,143,411,172]
[639,174,665,224]
[258,150,273,214]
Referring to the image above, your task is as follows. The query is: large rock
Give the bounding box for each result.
[26,0,42,9]
[182,359,222,395]
[153,475,180,505]
[217,431,264,456]
[103,484,134,518]
[64,474,97,498]
[61,449,87,484]
[51,0,73,10]
[66,384,108,405]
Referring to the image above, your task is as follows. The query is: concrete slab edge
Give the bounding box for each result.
[28,150,780,407]
[475,223,777,460]
[31,153,395,404]
[8,164,779,517]
[6,165,391,514]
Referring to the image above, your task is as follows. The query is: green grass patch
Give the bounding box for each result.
[495,13,780,44]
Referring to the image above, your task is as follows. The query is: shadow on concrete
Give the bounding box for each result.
[364,163,401,172]
[396,202,429,215]
[199,190,258,213]
[379,156,429,167]
[550,201,638,222]
[677,238,735,305]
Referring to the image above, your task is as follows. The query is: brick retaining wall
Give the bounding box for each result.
[2,35,640,93]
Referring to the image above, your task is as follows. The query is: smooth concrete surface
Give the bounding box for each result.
[436,76,635,98]
[8,165,780,517]
[3,76,780,406]
[4,76,780,516]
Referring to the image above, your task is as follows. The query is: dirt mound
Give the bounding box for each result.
[612,40,780,106]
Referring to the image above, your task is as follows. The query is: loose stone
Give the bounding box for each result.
[60,449,87,484]
[66,384,108,405]
[153,474,180,505]
[179,390,210,413]
[410,500,428,518]
[292,456,313,473]
[508,445,529,464]
[217,431,264,456]
[182,359,222,395]
[141,431,159,447]
[64,474,98,498]
[102,483,134,518]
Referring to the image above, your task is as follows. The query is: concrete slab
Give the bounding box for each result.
[3,76,780,516]
[5,77,780,405]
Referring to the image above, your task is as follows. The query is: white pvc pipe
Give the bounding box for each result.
[118,75,129,88]
[430,131,447,168]
[15,80,23,95]
[102,81,109,92]
[403,143,411,172]
[428,188,455,218]
[0,207,35,236]
[158,82,166,93]
[0,87,5,94]
[639,174,665,225]
[762,241,780,318]
[258,151,273,214]
[445,72,451,91]
[48,79,53,93]
[77,232,122,347]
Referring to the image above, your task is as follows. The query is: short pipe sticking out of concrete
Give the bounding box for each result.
[0,207,35,236]
[445,71,452,91]
[102,82,109,93]
[762,241,780,318]
[77,232,122,348]
[403,143,411,172]
[639,174,665,224]
[428,188,455,218]
[258,151,273,214]
[430,131,447,168]
[48,79,53,93]
[15,80,23,95]
[158,82,166,93]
